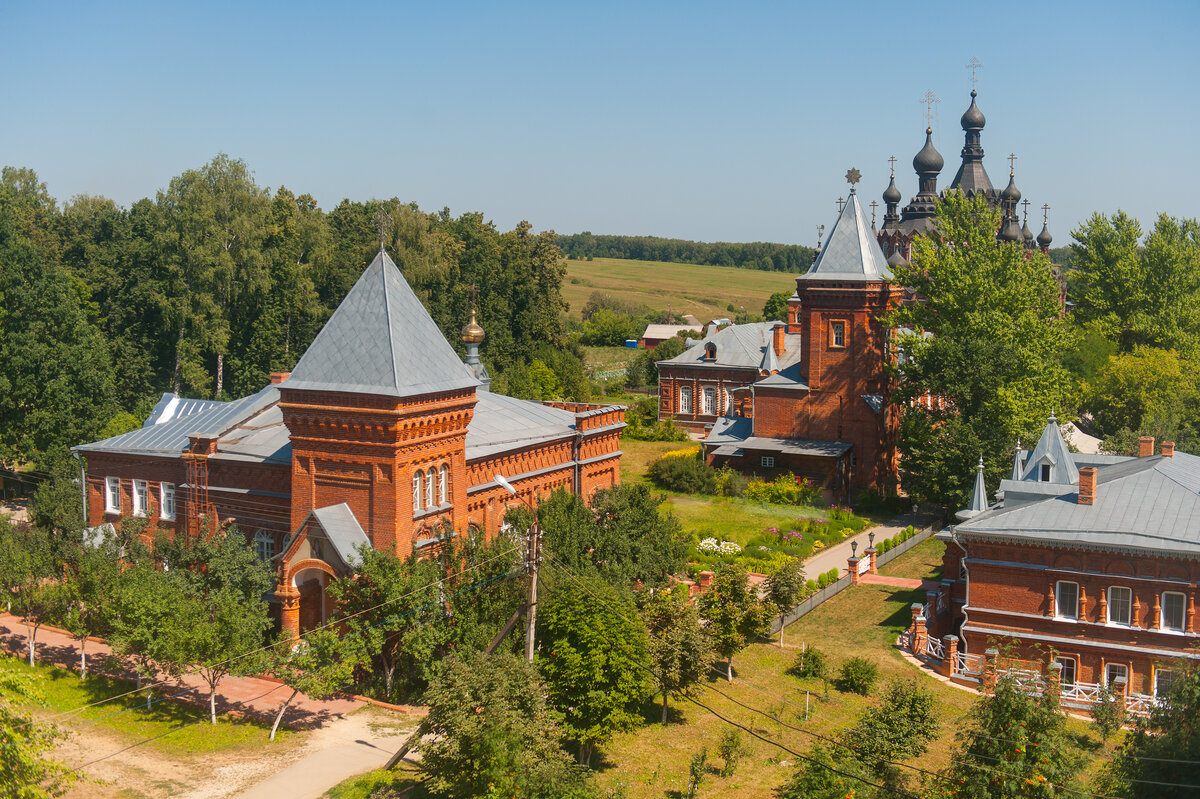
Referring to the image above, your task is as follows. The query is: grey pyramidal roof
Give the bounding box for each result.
[801,191,892,281]
[286,249,479,398]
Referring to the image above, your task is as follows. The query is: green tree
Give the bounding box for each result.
[28,454,84,533]
[53,532,120,678]
[640,587,714,724]
[107,561,194,707]
[327,547,449,701]
[267,628,366,741]
[841,679,937,791]
[0,522,56,666]
[1101,663,1200,798]
[777,743,863,799]
[943,676,1085,798]
[698,564,775,681]
[181,585,272,724]
[889,193,1076,507]
[763,559,805,646]
[1084,346,1200,452]
[538,574,652,765]
[580,308,640,347]
[762,290,791,322]
[418,651,595,799]
[0,659,75,798]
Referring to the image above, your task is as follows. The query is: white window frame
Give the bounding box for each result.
[439,464,449,505]
[132,479,148,517]
[679,385,693,414]
[1162,591,1186,632]
[761,456,775,468]
[160,482,176,521]
[413,472,423,512]
[253,529,275,562]
[829,320,846,348]
[1108,586,1133,626]
[1040,463,1052,482]
[723,389,733,415]
[1154,667,1177,697]
[426,468,435,509]
[1104,662,1129,690]
[1055,580,1079,620]
[1055,656,1077,687]
[701,386,716,415]
[105,477,121,514]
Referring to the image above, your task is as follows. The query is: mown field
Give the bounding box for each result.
[562,257,796,323]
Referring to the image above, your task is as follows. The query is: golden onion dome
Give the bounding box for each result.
[461,307,485,344]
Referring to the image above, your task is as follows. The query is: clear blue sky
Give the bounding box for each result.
[3,1,1196,246]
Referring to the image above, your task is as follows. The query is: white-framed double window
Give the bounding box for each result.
[761,456,775,468]
[253,529,275,562]
[1104,662,1129,690]
[160,483,176,521]
[679,385,693,414]
[701,386,716,415]
[1154,667,1177,697]
[439,464,449,505]
[1162,591,1187,632]
[1108,586,1133,626]
[413,472,423,512]
[132,480,148,517]
[105,477,121,514]
[1055,656,1077,687]
[426,468,436,509]
[1055,581,1079,620]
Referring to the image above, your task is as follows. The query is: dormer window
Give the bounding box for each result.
[704,342,717,361]
[1040,464,1051,481]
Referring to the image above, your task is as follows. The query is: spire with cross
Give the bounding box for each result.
[920,90,940,129]
[372,209,392,252]
[967,56,983,90]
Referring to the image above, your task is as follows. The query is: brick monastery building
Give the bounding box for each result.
[76,250,624,638]
[656,87,1057,498]
[925,419,1200,702]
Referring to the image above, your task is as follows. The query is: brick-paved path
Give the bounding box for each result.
[858,573,941,590]
[0,614,362,727]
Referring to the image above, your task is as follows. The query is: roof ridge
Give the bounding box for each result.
[381,252,400,390]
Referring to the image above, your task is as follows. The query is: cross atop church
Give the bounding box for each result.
[1021,198,1030,222]
[372,209,392,251]
[920,90,940,128]
[1042,203,1051,226]
[888,155,897,178]
[967,57,983,90]
[836,197,846,212]
[870,200,878,227]
[1008,153,1018,174]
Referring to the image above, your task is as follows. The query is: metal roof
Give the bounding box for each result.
[305,503,369,569]
[801,190,892,282]
[464,391,579,460]
[957,452,1200,558]
[657,322,802,371]
[286,249,479,398]
[703,416,851,458]
[143,393,225,427]
[642,323,702,340]
[1018,415,1079,485]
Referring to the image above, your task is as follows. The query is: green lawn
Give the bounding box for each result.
[563,257,795,324]
[620,440,691,486]
[878,534,945,581]
[582,345,642,378]
[7,656,295,754]
[663,494,832,548]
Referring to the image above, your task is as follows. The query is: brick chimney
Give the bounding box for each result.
[1139,436,1155,457]
[270,371,291,384]
[773,323,785,357]
[1078,466,1097,505]
[1163,440,1175,458]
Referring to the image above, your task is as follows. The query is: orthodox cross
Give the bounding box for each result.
[845,167,861,187]
[966,57,983,90]
[1021,198,1031,223]
[372,209,392,250]
[869,200,878,227]
[888,155,897,178]
[920,90,940,128]
[1042,203,1051,226]
[1008,152,1018,174]
[836,197,846,212]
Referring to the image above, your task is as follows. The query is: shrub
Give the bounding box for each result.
[696,538,741,557]
[816,572,832,589]
[716,728,749,777]
[805,579,818,592]
[1093,684,1125,740]
[743,473,824,507]
[837,657,879,695]
[647,455,716,494]
[714,466,749,498]
[787,645,827,680]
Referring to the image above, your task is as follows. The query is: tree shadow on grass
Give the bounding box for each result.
[878,588,926,633]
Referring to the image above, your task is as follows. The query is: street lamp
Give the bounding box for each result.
[495,474,540,664]
[868,531,875,548]
[851,540,858,558]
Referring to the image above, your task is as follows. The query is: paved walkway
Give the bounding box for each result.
[858,573,939,590]
[801,509,939,580]
[0,614,363,726]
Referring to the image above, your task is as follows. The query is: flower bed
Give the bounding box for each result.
[685,506,871,573]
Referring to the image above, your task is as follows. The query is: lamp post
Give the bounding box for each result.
[869,531,875,548]
[851,540,858,558]
[495,474,540,664]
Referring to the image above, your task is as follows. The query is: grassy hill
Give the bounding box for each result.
[562,257,797,324]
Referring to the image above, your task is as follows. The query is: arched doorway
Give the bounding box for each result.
[294,567,330,632]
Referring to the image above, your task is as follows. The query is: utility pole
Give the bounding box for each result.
[525,513,541,664]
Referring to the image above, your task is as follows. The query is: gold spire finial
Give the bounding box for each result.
[920,90,940,128]
[1008,152,1018,175]
[845,167,861,187]
[1022,198,1031,223]
[1042,203,1051,226]
[870,200,878,227]
[888,155,897,178]
[967,57,983,90]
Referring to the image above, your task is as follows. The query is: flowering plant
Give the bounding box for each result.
[697,537,742,556]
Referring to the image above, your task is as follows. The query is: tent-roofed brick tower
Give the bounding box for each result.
[76,248,625,640]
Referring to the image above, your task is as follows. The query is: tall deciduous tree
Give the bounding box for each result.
[0,660,75,798]
[537,574,652,765]
[639,586,714,723]
[0,522,56,666]
[698,564,775,682]
[764,559,806,646]
[889,193,1076,508]
[267,628,366,741]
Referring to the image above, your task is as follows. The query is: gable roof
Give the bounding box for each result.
[1018,415,1079,485]
[305,503,370,569]
[801,190,892,282]
[286,249,479,398]
[656,322,801,371]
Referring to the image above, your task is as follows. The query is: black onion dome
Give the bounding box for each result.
[1022,220,1034,241]
[913,128,944,175]
[1001,173,1021,202]
[883,175,901,204]
[886,249,908,268]
[1037,224,1053,247]
[961,90,986,130]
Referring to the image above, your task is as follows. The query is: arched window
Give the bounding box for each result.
[701,386,716,415]
[426,468,436,509]
[439,464,449,505]
[413,471,423,511]
[254,529,274,562]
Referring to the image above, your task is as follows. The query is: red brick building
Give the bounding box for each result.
[929,419,1200,705]
[657,188,903,497]
[76,250,624,638]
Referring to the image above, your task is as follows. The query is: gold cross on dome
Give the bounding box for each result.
[1008,152,1018,174]
[372,209,392,250]
[967,57,983,90]
[920,90,940,128]
[1042,203,1051,225]
[870,200,878,227]
[888,155,897,178]
[845,167,861,186]
[1022,198,1030,222]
